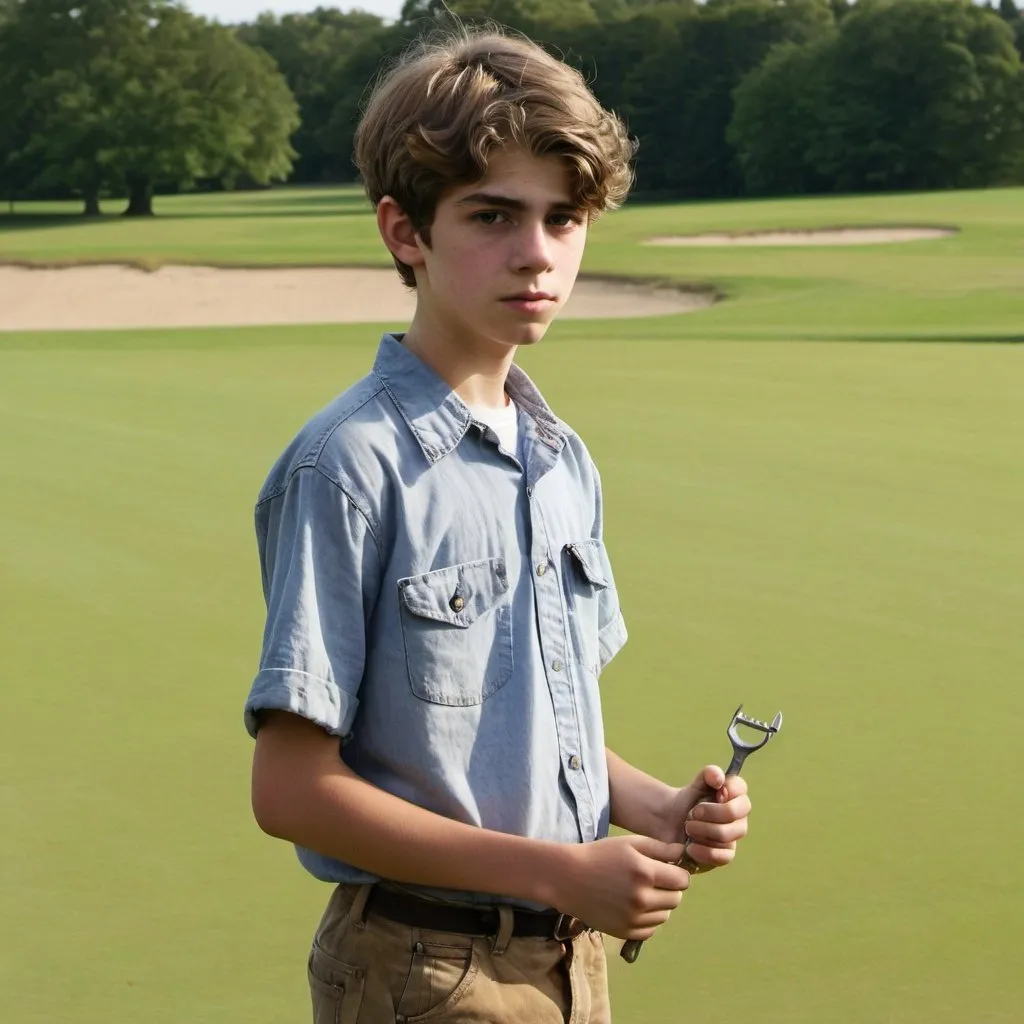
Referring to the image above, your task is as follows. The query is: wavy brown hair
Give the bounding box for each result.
[353,27,636,287]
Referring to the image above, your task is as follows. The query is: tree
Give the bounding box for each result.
[399,0,599,29]
[729,36,835,194]
[997,0,1024,56]
[816,0,1024,191]
[236,8,385,182]
[729,0,1024,194]
[0,0,299,214]
[621,0,835,196]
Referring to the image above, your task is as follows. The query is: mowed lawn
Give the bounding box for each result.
[1,189,1022,1023]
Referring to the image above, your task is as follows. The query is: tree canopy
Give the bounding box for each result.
[0,0,299,213]
[731,0,1024,194]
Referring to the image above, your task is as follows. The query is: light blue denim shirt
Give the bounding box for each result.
[245,334,627,907]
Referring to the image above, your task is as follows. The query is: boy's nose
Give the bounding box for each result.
[513,222,554,273]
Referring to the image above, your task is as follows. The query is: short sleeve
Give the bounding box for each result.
[244,466,381,740]
[594,466,628,670]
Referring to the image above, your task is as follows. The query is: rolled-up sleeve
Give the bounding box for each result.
[245,465,381,740]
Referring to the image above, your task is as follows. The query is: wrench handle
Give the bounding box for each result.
[619,751,749,963]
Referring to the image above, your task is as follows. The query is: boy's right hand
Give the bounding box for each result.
[556,836,690,940]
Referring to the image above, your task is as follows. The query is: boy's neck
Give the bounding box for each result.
[401,315,516,411]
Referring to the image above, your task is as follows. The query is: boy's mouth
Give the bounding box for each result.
[501,291,557,313]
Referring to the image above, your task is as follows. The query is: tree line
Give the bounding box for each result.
[2,0,1023,215]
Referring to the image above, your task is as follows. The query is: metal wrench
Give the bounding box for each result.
[619,704,783,964]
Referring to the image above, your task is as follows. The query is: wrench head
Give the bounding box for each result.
[727,704,783,752]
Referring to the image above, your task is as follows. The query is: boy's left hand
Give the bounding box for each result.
[660,766,751,872]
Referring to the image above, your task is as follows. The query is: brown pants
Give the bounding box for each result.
[308,884,612,1024]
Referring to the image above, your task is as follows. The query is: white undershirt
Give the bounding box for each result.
[469,398,519,455]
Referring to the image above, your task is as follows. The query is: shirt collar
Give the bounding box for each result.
[372,333,571,465]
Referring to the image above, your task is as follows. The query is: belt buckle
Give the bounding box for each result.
[553,913,587,941]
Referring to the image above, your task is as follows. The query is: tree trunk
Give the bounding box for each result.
[83,188,101,216]
[123,176,153,216]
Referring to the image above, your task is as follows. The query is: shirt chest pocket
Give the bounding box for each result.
[398,557,513,706]
[562,540,612,678]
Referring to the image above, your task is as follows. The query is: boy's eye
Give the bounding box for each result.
[473,210,506,225]
[470,209,583,228]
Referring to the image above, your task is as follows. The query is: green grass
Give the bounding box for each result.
[1,188,1022,1023]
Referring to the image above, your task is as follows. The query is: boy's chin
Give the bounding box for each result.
[505,322,552,347]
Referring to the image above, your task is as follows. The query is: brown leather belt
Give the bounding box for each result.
[365,886,588,941]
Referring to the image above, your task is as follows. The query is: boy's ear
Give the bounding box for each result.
[377,196,426,270]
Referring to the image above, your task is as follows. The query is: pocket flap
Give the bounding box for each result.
[565,540,610,588]
[399,557,509,626]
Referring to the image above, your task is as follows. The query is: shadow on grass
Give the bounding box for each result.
[158,207,369,220]
[836,334,1024,344]
[3,329,1022,353]
[0,213,98,233]
[0,203,370,233]
[692,333,1024,345]
[216,191,367,210]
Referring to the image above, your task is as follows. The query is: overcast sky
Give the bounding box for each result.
[185,0,404,24]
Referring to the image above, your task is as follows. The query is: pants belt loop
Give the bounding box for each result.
[350,883,374,930]
[490,904,514,956]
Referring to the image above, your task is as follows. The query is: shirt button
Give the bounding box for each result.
[568,755,582,770]
[449,596,465,612]
[536,562,547,577]
[551,658,564,673]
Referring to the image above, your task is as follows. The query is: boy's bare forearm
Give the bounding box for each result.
[251,711,572,907]
[606,747,679,843]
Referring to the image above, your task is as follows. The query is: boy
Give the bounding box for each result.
[244,27,752,1024]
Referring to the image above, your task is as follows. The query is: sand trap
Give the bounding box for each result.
[0,264,714,332]
[646,227,955,247]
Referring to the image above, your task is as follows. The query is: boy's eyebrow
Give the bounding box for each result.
[455,191,581,213]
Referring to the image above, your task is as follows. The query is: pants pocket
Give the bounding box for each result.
[398,938,480,1022]
[308,943,366,1024]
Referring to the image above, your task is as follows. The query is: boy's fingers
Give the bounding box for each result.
[686,843,737,868]
[689,794,751,824]
[633,907,678,929]
[685,817,748,845]
[691,767,747,803]
[721,774,748,800]
[643,886,685,912]
[694,764,725,792]
[651,860,692,893]
[629,835,684,861]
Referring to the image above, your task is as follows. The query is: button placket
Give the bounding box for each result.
[528,497,596,841]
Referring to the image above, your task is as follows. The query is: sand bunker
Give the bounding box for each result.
[646,227,955,247]
[0,264,713,332]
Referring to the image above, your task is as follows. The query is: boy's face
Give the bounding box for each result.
[413,146,589,351]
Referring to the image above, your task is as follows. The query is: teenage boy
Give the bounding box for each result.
[244,27,751,1024]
